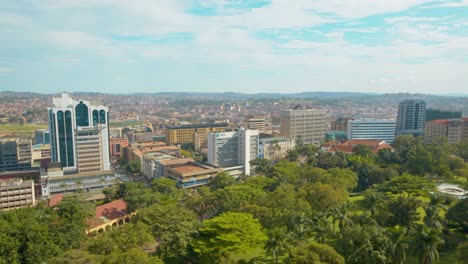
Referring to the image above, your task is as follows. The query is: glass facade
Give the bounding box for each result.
[93,110,98,126]
[99,110,106,124]
[75,101,89,127]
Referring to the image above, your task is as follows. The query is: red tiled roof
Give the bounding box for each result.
[49,193,64,207]
[327,139,393,154]
[95,198,127,220]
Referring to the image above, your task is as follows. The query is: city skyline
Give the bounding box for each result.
[1,1,468,94]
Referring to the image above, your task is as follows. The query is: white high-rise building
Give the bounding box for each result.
[347,119,396,143]
[207,129,259,175]
[48,93,110,173]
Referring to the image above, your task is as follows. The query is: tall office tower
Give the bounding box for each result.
[347,119,396,143]
[207,129,259,175]
[48,93,110,173]
[280,108,328,145]
[396,99,426,137]
[34,129,50,144]
[425,109,462,122]
[245,115,266,132]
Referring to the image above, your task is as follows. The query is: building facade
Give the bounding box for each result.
[0,138,31,172]
[331,116,353,131]
[258,137,295,162]
[280,108,328,146]
[207,129,259,175]
[245,115,266,132]
[165,161,222,188]
[109,138,128,158]
[347,119,396,143]
[396,99,426,137]
[425,118,468,144]
[0,178,35,211]
[165,123,229,150]
[425,109,462,122]
[48,93,110,173]
[34,129,50,144]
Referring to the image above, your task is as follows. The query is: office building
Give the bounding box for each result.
[425,118,468,144]
[109,138,128,158]
[0,178,35,211]
[207,129,259,175]
[425,109,462,122]
[258,137,295,162]
[245,115,266,132]
[48,93,110,173]
[280,108,328,146]
[347,119,396,143]
[165,123,229,150]
[35,129,50,144]
[31,144,51,167]
[396,99,426,137]
[0,138,31,172]
[331,116,353,131]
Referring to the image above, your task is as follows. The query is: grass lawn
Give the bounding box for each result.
[109,120,142,127]
[0,124,48,133]
[348,194,367,215]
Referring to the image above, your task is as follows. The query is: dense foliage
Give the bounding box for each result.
[0,136,467,263]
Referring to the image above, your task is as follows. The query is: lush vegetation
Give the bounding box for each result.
[0,124,48,134]
[0,135,467,263]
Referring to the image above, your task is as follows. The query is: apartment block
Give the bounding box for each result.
[0,178,35,211]
[425,118,468,144]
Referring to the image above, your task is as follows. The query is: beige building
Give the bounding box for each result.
[280,108,328,145]
[425,118,468,144]
[245,115,266,132]
[331,116,353,131]
[31,144,51,167]
[0,178,35,211]
[259,137,295,162]
[165,160,222,188]
[165,123,229,150]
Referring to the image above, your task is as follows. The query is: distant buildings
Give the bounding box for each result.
[347,119,396,143]
[280,108,328,146]
[207,129,259,175]
[331,116,353,131]
[258,137,295,162]
[0,178,35,211]
[165,123,230,151]
[165,160,222,188]
[245,115,266,132]
[425,109,462,122]
[396,99,426,137]
[48,93,110,173]
[425,118,468,144]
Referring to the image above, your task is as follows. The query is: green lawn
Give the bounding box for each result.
[0,124,48,133]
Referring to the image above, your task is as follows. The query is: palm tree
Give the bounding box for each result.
[388,227,408,264]
[412,227,443,264]
[265,227,290,264]
[423,206,444,229]
[310,212,330,244]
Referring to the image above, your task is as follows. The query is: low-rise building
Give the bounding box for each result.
[347,119,396,143]
[109,137,128,158]
[0,178,35,211]
[258,137,295,162]
[165,161,222,188]
[142,152,191,179]
[86,199,135,234]
[323,139,393,154]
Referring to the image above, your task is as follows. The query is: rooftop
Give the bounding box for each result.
[95,198,127,220]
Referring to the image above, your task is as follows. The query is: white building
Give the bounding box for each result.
[48,93,110,173]
[207,129,259,175]
[347,119,396,143]
[258,137,295,162]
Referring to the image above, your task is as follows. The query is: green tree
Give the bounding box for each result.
[288,241,345,264]
[379,174,437,196]
[388,227,408,264]
[210,171,236,190]
[353,144,374,157]
[136,202,199,258]
[125,160,141,174]
[193,212,267,262]
[250,158,273,176]
[265,227,290,264]
[411,227,443,264]
[385,195,421,229]
[446,199,468,232]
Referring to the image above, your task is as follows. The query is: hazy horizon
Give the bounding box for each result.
[1,1,468,94]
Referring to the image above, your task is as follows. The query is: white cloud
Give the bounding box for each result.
[0,67,13,73]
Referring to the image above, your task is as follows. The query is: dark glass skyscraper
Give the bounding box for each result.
[396,99,426,137]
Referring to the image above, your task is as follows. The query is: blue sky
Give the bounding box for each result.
[1,0,468,94]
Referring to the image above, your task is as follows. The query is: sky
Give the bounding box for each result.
[1,0,468,95]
